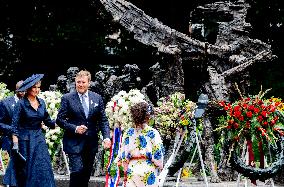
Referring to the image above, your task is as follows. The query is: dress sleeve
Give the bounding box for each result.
[0,101,13,135]
[11,102,22,137]
[151,129,164,170]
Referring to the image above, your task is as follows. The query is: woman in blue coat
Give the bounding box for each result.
[3,74,56,187]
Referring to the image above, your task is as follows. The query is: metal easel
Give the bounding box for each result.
[175,94,209,187]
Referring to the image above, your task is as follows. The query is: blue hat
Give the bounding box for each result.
[17,74,44,92]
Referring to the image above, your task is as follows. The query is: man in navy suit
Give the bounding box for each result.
[56,70,111,187]
[0,80,25,154]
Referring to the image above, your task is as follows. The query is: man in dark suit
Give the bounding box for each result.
[0,80,25,154]
[56,70,111,187]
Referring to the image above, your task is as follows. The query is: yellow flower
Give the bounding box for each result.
[181,167,191,178]
[181,119,189,126]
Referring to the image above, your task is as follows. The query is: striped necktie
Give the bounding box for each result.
[81,94,89,118]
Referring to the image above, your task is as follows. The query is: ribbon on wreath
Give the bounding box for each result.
[105,127,122,187]
[247,138,257,185]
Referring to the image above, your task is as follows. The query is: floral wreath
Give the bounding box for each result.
[217,89,284,180]
[230,135,284,180]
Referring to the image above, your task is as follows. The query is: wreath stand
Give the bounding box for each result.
[175,145,198,187]
[174,94,210,187]
[158,129,187,187]
[174,118,208,187]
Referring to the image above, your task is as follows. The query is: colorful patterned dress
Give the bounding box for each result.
[118,124,164,187]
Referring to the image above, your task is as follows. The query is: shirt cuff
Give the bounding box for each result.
[103,138,110,142]
[75,126,79,133]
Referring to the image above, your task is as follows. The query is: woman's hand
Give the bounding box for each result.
[12,135,19,152]
[12,142,19,152]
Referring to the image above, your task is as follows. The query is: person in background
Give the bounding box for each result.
[0,80,25,155]
[117,102,164,187]
[56,70,111,187]
[3,74,56,187]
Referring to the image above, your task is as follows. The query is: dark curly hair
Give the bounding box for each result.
[130,102,150,127]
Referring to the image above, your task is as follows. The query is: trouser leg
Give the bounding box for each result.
[68,154,84,187]
[81,146,96,186]
[69,171,82,187]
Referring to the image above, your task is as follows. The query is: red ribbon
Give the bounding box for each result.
[247,138,257,185]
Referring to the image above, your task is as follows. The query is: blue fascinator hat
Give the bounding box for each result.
[17,74,44,92]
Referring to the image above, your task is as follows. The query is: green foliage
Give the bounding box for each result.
[103,149,124,177]
[0,82,13,100]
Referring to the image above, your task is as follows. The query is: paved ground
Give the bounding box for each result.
[0,174,283,186]
[47,175,284,187]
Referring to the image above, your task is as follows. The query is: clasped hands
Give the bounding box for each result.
[75,125,111,149]
[75,125,88,134]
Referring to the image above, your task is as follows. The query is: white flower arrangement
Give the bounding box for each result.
[39,90,63,162]
[0,82,13,100]
[39,91,62,119]
[105,89,146,130]
[45,127,63,157]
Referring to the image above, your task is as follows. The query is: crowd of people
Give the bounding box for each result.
[0,70,164,187]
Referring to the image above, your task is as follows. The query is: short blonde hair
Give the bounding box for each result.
[76,70,91,82]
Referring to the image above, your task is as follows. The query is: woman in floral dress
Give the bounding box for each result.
[117,102,164,187]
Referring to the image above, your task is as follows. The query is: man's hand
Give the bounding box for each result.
[75,125,88,134]
[102,138,111,149]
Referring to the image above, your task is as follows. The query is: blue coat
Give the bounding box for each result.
[3,96,56,187]
[0,96,17,151]
[56,91,110,154]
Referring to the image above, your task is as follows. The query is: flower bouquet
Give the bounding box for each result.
[153,92,196,139]
[39,91,63,162]
[217,90,284,181]
[0,82,13,100]
[39,91,62,119]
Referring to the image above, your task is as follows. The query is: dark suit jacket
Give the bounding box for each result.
[56,91,110,154]
[0,96,17,151]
